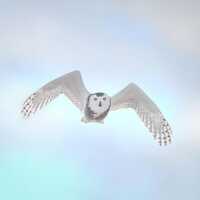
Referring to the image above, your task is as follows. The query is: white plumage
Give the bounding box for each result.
[110,83,172,145]
[21,71,89,117]
[21,70,172,146]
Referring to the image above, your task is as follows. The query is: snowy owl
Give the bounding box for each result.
[21,70,172,145]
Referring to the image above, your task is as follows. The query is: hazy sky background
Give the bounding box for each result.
[0,0,200,200]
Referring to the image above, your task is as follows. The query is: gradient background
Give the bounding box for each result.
[0,0,200,199]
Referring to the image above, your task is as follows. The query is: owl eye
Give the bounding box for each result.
[103,97,106,101]
[94,97,98,101]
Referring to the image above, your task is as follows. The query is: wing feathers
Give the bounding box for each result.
[21,71,89,119]
[111,83,172,145]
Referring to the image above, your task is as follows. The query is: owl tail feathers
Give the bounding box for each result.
[81,117,104,124]
[81,117,89,123]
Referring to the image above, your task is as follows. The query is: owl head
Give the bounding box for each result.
[87,92,111,115]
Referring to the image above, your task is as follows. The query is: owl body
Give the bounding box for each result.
[82,92,111,123]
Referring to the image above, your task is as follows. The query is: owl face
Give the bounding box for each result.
[87,93,111,116]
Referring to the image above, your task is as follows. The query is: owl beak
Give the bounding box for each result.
[98,101,102,107]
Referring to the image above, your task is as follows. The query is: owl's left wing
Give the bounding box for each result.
[21,71,89,119]
[110,83,172,145]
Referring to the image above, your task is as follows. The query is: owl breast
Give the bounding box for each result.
[84,105,110,121]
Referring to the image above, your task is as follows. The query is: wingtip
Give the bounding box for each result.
[20,109,31,120]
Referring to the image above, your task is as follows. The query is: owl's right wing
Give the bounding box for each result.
[21,70,89,119]
[110,83,172,146]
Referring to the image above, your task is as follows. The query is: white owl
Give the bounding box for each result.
[21,70,172,145]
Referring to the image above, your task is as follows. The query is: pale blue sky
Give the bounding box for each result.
[0,0,200,200]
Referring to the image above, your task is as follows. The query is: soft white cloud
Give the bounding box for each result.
[115,0,200,55]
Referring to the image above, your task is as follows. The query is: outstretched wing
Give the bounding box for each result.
[110,83,172,145]
[21,70,89,119]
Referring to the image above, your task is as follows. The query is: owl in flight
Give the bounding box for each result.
[21,70,172,145]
